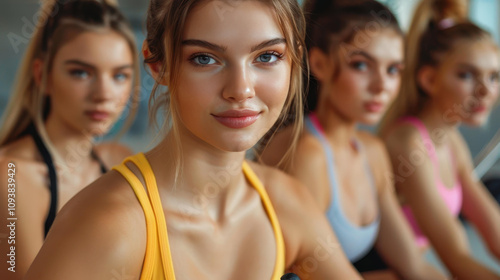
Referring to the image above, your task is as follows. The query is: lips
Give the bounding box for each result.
[85,110,111,121]
[364,101,385,113]
[212,109,261,129]
[470,104,487,113]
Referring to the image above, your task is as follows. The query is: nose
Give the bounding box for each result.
[91,75,114,102]
[475,77,493,99]
[222,63,255,102]
[368,69,385,95]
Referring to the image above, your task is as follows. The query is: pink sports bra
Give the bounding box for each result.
[398,117,463,247]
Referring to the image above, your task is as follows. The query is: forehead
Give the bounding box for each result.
[344,28,403,61]
[183,0,284,47]
[54,31,133,66]
[445,40,500,70]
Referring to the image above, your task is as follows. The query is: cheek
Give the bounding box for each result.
[389,77,401,97]
[255,67,290,113]
[50,74,87,108]
[331,71,366,104]
[177,70,221,111]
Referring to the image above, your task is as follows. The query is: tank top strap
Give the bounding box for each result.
[398,116,440,165]
[112,160,161,279]
[112,153,175,280]
[242,161,285,279]
[125,153,176,279]
[304,114,341,207]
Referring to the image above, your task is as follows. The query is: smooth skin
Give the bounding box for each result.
[24,1,362,279]
[0,31,134,280]
[262,29,446,280]
[383,40,500,279]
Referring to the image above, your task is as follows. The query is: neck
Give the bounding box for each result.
[314,92,358,150]
[43,113,96,169]
[416,101,459,147]
[147,127,249,219]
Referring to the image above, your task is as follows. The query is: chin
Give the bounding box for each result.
[359,115,383,126]
[463,117,488,127]
[211,134,260,153]
[85,122,113,137]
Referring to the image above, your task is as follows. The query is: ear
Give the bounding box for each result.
[33,59,44,86]
[142,41,169,85]
[417,65,438,97]
[309,47,331,82]
[33,58,51,95]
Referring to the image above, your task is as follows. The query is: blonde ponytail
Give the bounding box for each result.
[379,0,491,133]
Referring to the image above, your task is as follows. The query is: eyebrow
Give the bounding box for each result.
[64,60,133,71]
[349,50,404,65]
[182,38,286,53]
[349,51,376,63]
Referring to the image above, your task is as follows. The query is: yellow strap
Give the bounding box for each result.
[113,155,285,280]
[126,153,176,280]
[112,162,158,280]
[242,161,286,279]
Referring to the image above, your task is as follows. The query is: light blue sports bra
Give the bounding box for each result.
[305,114,380,262]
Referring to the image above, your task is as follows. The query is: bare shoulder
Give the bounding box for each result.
[55,169,146,238]
[26,169,147,279]
[447,129,473,171]
[290,130,326,170]
[247,161,310,206]
[94,142,133,167]
[381,123,422,156]
[0,137,47,191]
[0,135,40,162]
[245,161,321,232]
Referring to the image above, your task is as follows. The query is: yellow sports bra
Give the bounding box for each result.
[112,153,285,280]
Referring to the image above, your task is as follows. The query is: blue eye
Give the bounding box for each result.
[114,73,129,82]
[69,69,89,79]
[458,71,473,80]
[256,53,280,63]
[192,55,216,66]
[388,66,400,75]
[490,73,500,83]
[351,61,368,71]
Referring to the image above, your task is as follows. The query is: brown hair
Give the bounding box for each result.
[0,0,140,150]
[144,0,307,172]
[303,0,403,112]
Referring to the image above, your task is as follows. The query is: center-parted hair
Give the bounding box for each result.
[303,0,402,112]
[144,0,307,173]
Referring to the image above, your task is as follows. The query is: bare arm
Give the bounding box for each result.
[24,172,146,280]
[0,159,47,280]
[452,131,500,261]
[367,140,446,280]
[386,129,499,279]
[264,170,363,279]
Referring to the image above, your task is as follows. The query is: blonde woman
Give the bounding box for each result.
[380,0,500,278]
[0,0,139,279]
[25,0,362,279]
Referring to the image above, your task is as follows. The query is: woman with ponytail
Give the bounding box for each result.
[380,0,500,278]
[0,0,139,278]
[25,0,363,279]
[260,0,446,279]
